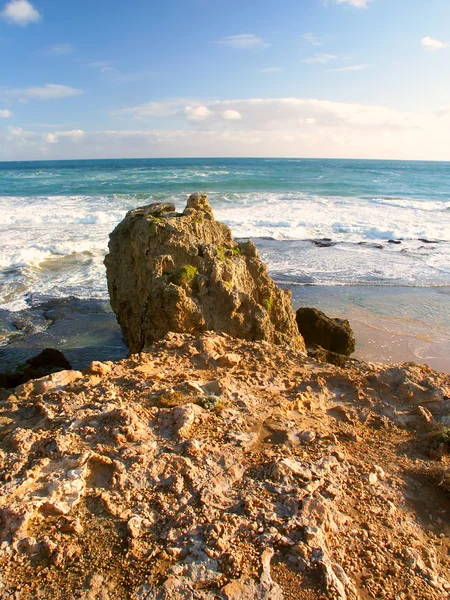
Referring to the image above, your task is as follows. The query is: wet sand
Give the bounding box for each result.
[290,285,450,374]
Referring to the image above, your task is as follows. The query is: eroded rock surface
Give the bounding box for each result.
[105,193,304,353]
[1,333,449,599]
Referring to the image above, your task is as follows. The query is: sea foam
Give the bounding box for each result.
[1,185,449,311]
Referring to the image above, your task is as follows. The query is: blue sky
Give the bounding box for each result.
[1,0,450,160]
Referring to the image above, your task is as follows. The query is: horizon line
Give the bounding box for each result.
[1,156,450,164]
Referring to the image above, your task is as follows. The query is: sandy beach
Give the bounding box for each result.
[290,285,450,373]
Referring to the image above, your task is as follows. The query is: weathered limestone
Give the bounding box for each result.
[105,193,305,353]
[1,332,450,599]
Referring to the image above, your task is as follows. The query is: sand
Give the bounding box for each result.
[290,285,450,374]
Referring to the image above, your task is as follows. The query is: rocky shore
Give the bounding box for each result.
[1,333,449,599]
[0,195,449,599]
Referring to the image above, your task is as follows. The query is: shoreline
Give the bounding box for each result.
[1,285,449,375]
[290,284,450,373]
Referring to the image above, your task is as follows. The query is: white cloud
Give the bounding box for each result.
[0,84,84,102]
[332,0,373,8]
[185,105,212,121]
[115,100,185,119]
[26,84,82,99]
[301,33,323,47]
[421,36,447,51]
[89,60,113,72]
[45,43,75,56]
[260,67,284,73]
[1,0,41,26]
[222,109,241,121]
[303,53,338,64]
[0,108,12,117]
[330,64,370,72]
[45,129,85,144]
[217,34,270,50]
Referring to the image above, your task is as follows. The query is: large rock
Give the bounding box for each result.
[0,348,72,389]
[105,194,305,353]
[295,307,355,356]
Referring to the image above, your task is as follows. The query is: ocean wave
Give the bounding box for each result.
[370,197,450,212]
[1,188,449,310]
[213,192,450,244]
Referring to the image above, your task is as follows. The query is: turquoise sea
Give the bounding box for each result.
[1,158,450,371]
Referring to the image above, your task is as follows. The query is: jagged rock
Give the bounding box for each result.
[296,307,355,356]
[1,332,449,599]
[105,193,305,353]
[0,348,72,389]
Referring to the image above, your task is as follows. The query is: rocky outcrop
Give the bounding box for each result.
[1,332,449,599]
[0,347,71,389]
[296,307,355,356]
[105,193,305,353]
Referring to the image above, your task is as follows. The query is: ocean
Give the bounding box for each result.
[1,158,450,372]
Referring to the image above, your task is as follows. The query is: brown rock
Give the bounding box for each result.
[296,307,355,356]
[307,344,349,367]
[88,361,112,377]
[0,348,72,389]
[105,193,305,353]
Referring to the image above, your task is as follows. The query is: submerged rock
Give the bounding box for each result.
[296,307,355,356]
[105,193,305,353]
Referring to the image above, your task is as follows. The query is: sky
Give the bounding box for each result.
[1,0,450,161]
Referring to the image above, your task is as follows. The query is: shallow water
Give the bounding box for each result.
[290,285,450,373]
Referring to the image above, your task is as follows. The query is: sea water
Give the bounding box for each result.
[1,158,449,370]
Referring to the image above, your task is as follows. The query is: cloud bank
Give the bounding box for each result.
[3,96,450,161]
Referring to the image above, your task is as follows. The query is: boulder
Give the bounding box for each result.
[0,348,72,389]
[295,307,355,356]
[105,193,305,353]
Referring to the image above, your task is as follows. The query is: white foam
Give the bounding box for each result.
[1,191,449,311]
[212,192,450,243]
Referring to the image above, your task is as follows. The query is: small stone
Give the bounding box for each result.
[88,361,112,376]
[217,353,241,367]
[297,430,316,443]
